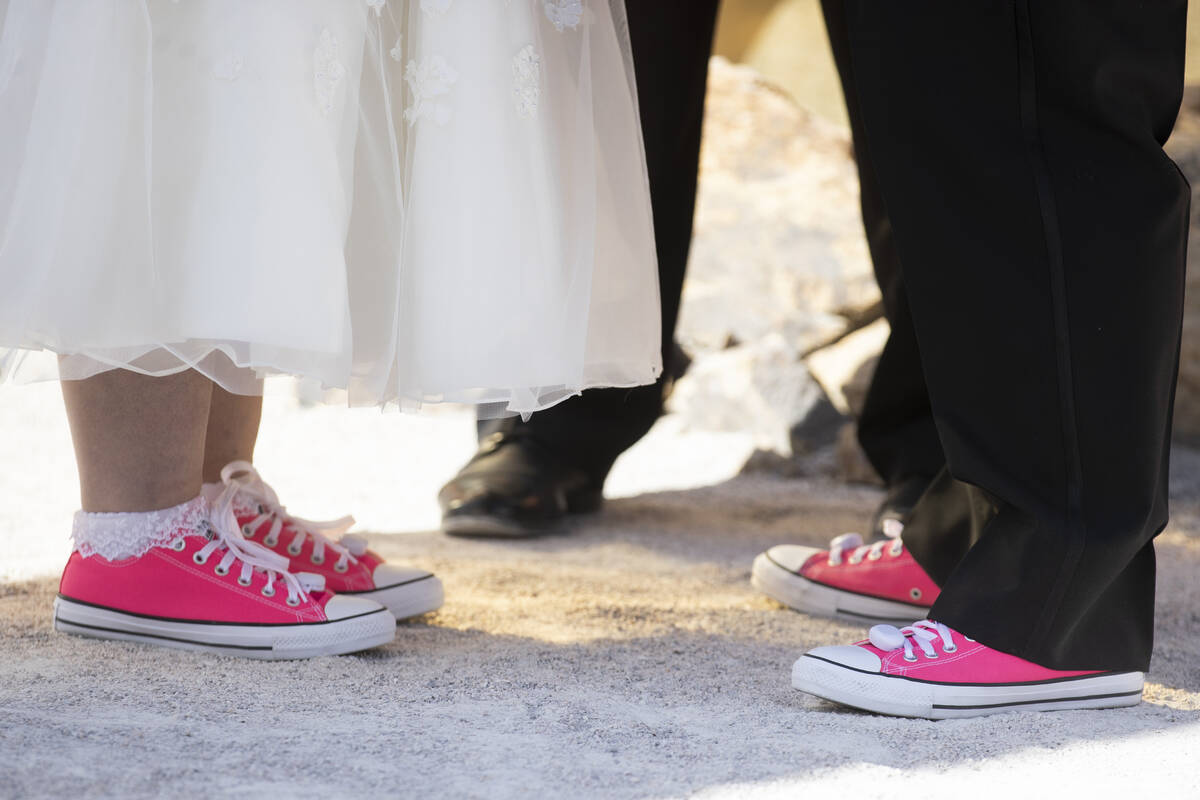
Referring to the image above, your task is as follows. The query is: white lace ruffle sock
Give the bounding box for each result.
[71,496,209,561]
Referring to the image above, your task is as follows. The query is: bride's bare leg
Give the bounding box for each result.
[61,369,212,512]
[202,383,263,483]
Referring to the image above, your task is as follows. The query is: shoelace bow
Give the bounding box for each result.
[827,517,905,566]
[219,461,365,573]
[868,619,963,661]
[187,480,322,606]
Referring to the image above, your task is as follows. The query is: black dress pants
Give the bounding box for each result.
[820,0,945,492]
[843,0,1190,671]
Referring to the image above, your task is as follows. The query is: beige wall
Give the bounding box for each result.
[716,0,1200,127]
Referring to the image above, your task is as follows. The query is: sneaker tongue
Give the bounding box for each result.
[829,532,863,551]
[205,482,257,518]
[868,625,908,651]
[339,534,368,556]
[296,572,325,593]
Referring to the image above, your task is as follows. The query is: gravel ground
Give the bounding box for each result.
[1,383,1199,799]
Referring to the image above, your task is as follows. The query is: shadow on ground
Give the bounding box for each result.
[2,471,1198,799]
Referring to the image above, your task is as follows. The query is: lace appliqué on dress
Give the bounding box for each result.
[543,0,583,31]
[404,56,458,126]
[72,496,209,561]
[512,45,541,119]
[314,28,346,117]
[212,53,243,81]
[0,40,19,94]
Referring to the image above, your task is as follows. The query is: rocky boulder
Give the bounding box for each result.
[678,57,881,357]
[669,58,879,466]
[1165,93,1200,444]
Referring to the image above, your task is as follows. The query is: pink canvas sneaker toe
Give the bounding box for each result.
[54,493,397,660]
[208,462,443,620]
[752,520,938,623]
[791,619,1144,719]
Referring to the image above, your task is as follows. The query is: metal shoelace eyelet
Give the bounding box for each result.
[311,554,325,565]
[288,544,302,556]
[171,539,186,552]
[286,596,301,607]
[193,552,208,565]
[943,643,958,653]
[264,537,278,548]
[237,576,252,587]
[334,561,348,573]
[242,525,254,537]
[910,588,922,601]
[261,585,276,598]
[848,556,863,566]
[903,653,918,663]
[867,549,883,561]
[890,542,904,557]
[214,564,229,576]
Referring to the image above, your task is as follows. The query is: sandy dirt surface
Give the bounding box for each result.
[1,384,1199,798]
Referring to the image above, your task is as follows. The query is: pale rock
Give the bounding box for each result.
[805,317,891,417]
[667,334,843,458]
[677,57,880,357]
[1165,100,1200,443]
[835,421,883,486]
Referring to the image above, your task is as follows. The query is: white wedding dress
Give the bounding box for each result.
[0,0,661,414]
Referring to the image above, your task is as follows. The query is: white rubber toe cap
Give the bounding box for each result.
[323,594,388,621]
[763,544,822,573]
[372,563,435,589]
[805,644,883,673]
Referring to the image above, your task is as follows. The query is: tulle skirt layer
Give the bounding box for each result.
[0,0,661,413]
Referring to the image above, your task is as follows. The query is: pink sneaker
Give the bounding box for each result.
[751,520,939,623]
[791,619,1144,718]
[54,494,397,660]
[207,462,444,620]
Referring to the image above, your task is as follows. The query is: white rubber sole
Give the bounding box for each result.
[751,551,929,625]
[345,573,445,620]
[53,596,397,660]
[792,653,1145,719]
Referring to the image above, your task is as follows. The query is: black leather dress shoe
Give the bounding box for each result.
[438,430,603,536]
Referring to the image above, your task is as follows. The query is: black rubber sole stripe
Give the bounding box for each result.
[338,573,437,594]
[764,552,931,612]
[837,607,927,622]
[55,615,272,651]
[931,689,1144,711]
[57,594,388,627]
[802,653,1128,688]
